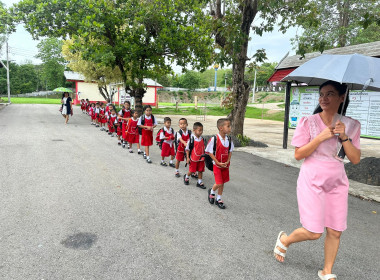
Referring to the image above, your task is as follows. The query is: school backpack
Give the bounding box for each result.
[174,130,192,152]
[155,127,174,150]
[203,135,232,171]
[138,114,156,135]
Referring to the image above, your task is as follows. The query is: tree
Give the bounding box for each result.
[14,0,214,113]
[210,1,318,135]
[62,38,123,101]
[0,1,15,49]
[293,0,380,55]
[180,71,202,90]
[245,62,276,88]
[36,38,66,90]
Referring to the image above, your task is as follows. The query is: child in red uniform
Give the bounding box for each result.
[206,118,234,209]
[125,110,142,154]
[159,117,176,167]
[184,122,206,189]
[85,99,90,114]
[94,102,100,127]
[108,108,118,137]
[98,103,107,131]
[174,118,191,177]
[80,99,86,113]
[89,103,96,125]
[118,101,132,148]
[138,105,157,164]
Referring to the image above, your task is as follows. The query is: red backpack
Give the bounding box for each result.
[155,127,174,150]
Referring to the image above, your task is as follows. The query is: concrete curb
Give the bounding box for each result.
[237,145,380,203]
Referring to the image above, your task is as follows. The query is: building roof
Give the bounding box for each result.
[267,68,294,83]
[64,71,163,87]
[276,41,380,70]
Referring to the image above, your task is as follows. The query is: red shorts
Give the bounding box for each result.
[91,114,96,120]
[117,123,122,136]
[189,160,205,173]
[161,142,175,157]
[175,150,186,161]
[213,165,230,184]
[126,132,139,144]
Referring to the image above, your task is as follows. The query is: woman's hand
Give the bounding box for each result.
[333,120,348,140]
[317,127,335,142]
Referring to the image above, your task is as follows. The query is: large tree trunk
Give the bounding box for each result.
[337,0,350,47]
[229,0,258,135]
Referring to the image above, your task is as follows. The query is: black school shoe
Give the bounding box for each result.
[208,188,215,204]
[169,163,175,168]
[196,182,206,189]
[183,175,189,185]
[191,173,198,178]
[215,199,226,209]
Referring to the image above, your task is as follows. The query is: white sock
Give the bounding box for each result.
[138,149,141,152]
[217,195,222,201]
[175,169,179,172]
[147,156,150,159]
[210,189,215,195]
[169,160,173,164]
[161,160,164,163]
[198,179,203,184]
[185,174,189,179]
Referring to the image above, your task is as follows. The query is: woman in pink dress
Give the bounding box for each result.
[273,81,361,280]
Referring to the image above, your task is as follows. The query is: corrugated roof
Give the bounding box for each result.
[277,41,380,70]
[267,68,295,82]
[64,71,163,87]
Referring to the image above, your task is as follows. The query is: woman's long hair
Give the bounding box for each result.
[313,80,349,115]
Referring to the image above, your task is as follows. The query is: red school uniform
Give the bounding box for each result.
[80,101,85,111]
[138,115,156,146]
[99,108,107,123]
[187,135,205,173]
[206,135,234,185]
[90,107,97,120]
[175,129,191,162]
[119,109,131,140]
[125,118,139,144]
[108,114,118,133]
[160,127,176,157]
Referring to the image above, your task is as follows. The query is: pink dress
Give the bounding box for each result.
[291,114,360,233]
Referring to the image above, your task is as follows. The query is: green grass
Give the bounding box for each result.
[4,97,62,104]
[152,106,284,122]
[159,102,216,107]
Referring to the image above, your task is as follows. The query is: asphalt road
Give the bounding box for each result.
[0,104,379,280]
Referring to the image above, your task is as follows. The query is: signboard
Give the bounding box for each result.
[119,88,132,105]
[289,86,380,139]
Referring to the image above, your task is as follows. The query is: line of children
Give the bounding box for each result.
[84,103,234,209]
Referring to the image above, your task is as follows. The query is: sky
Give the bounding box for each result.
[1,0,299,72]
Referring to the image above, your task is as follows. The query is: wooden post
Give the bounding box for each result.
[156,95,159,109]
[220,96,223,107]
[176,101,178,111]
[194,96,198,110]
[283,82,291,149]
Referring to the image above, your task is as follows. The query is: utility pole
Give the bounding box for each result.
[6,40,10,103]
[251,69,257,103]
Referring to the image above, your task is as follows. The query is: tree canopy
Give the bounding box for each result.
[293,0,380,55]
[13,0,215,112]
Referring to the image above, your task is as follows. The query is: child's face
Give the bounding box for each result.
[133,112,139,119]
[145,107,152,116]
[219,121,231,135]
[124,103,130,110]
[164,120,171,128]
[179,120,188,131]
[96,104,99,107]
[193,127,203,137]
[111,110,116,115]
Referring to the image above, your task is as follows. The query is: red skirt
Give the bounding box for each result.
[141,129,153,146]
[126,132,139,144]
[122,123,127,140]
[161,142,175,157]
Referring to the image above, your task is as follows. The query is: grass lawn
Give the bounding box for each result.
[159,102,217,107]
[152,106,284,122]
[4,97,61,104]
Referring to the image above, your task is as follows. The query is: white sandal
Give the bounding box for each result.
[318,270,337,280]
[273,231,287,261]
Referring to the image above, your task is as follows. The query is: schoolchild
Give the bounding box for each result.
[118,101,132,148]
[98,103,107,131]
[108,108,119,137]
[174,118,191,177]
[125,110,142,154]
[184,122,206,189]
[159,117,176,167]
[85,99,90,114]
[137,105,157,163]
[94,102,100,127]
[89,103,96,125]
[206,118,234,209]
[80,99,86,113]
